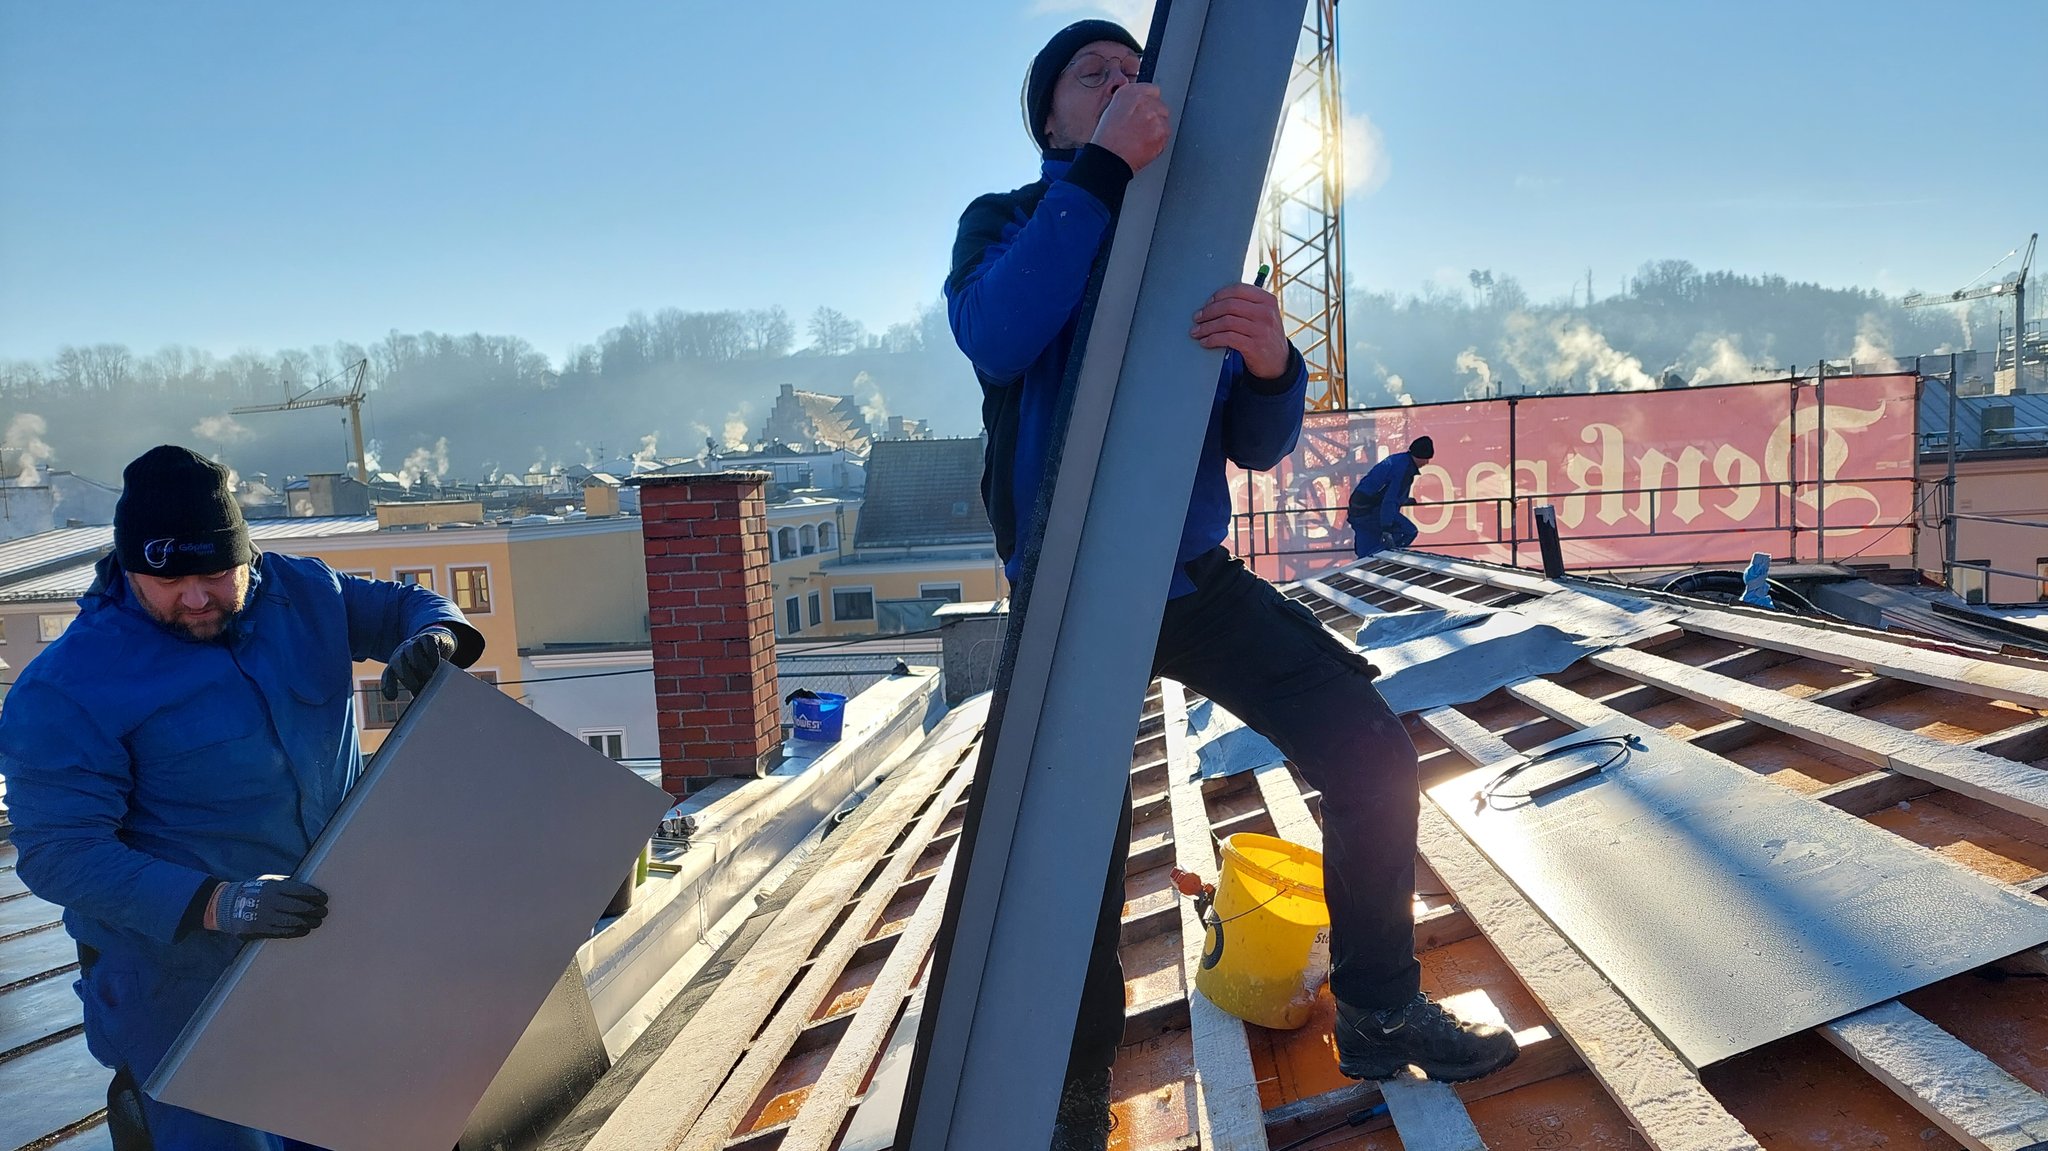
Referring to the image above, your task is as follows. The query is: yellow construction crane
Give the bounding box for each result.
[233,359,371,482]
[1262,0,1348,411]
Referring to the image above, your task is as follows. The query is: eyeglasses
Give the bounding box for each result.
[1064,51,1143,89]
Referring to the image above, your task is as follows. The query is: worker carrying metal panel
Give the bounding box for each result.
[946,22,1517,1149]
[0,445,485,1150]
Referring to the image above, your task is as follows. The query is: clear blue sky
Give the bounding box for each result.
[1,0,2041,362]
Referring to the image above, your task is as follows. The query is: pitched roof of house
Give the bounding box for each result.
[851,437,991,550]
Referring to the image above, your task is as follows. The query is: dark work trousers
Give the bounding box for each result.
[1064,547,1422,1080]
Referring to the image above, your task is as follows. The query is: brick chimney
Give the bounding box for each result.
[638,471,781,796]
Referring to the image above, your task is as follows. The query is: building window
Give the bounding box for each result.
[819,522,837,551]
[800,524,817,555]
[807,591,822,628]
[582,730,625,760]
[919,582,964,604]
[1955,561,1990,606]
[396,568,434,591]
[360,678,408,729]
[450,566,492,614]
[833,587,875,622]
[38,613,71,642]
[2037,557,2048,603]
[776,527,798,561]
[360,668,497,730]
[784,596,802,635]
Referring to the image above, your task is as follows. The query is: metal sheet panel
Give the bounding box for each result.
[1430,720,2048,1068]
[148,666,670,1150]
[901,1,1306,1148]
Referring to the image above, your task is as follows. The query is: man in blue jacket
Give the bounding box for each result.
[949,22,1516,1149]
[0,445,485,1150]
[1348,435,1435,555]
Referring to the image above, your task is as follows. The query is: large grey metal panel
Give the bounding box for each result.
[1431,719,2048,1069]
[902,2,1306,1149]
[148,667,670,1150]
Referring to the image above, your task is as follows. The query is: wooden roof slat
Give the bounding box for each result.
[1160,679,1268,1150]
[1360,552,1564,597]
[1819,999,2048,1151]
[778,854,959,1151]
[1676,613,2048,711]
[585,731,974,1151]
[677,756,975,1151]
[1972,715,2048,763]
[1806,770,1940,816]
[1590,647,2048,825]
[1260,1025,1581,1149]
[1316,569,1474,614]
[1246,764,1488,1149]
[1415,707,1764,1151]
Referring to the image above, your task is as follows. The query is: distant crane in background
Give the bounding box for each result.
[1904,233,2037,383]
[1260,0,1348,410]
[233,359,371,482]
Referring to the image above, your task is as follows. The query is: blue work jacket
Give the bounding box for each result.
[947,144,1310,598]
[0,551,482,976]
[1348,451,1423,531]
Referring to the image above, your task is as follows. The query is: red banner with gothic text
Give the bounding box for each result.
[1229,374,1919,581]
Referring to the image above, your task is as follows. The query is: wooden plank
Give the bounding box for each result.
[588,735,971,1151]
[1248,764,1486,1148]
[1417,711,1763,1151]
[1819,999,2048,1151]
[680,757,974,1151]
[1802,675,1922,713]
[1379,1067,1485,1151]
[1417,708,1523,771]
[1297,577,1381,623]
[1592,647,2048,825]
[1678,613,2048,711]
[1322,568,1477,614]
[778,853,960,1151]
[1162,681,1268,1151]
[1370,552,1563,597]
[1688,718,1771,755]
[1414,902,1478,951]
[1971,716,2048,763]
[1697,646,1804,680]
[1262,1025,1579,1148]
[1810,771,1939,816]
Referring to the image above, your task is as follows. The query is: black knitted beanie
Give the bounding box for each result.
[114,445,253,576]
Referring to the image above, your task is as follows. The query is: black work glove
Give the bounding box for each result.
[381,626,457,700]
[205,876,329,940]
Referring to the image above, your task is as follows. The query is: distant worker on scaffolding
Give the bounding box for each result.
[1348,435,1434,555]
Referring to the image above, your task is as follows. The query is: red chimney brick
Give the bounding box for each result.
[639,471,781,796]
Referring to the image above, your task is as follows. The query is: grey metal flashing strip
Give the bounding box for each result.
[899,1,1306,1148]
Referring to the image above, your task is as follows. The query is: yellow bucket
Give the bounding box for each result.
[1195,833,1331,1030]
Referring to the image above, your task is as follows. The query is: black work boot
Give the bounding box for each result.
[1334,993,1519,1082]
[1048,1067,1113,1151]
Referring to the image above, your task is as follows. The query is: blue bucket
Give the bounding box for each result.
[790,692,847,742]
